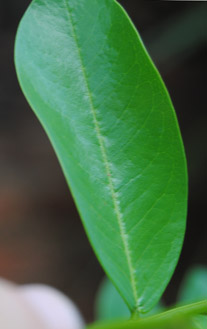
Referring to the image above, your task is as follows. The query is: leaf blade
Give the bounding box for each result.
[15,0,188,313]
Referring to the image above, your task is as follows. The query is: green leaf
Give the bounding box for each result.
[95,277,163,321]
[95,278,131,321]
[177,266,207,329]
[192,316,207,329]
[15,0,188,314]
[178,267,207,303]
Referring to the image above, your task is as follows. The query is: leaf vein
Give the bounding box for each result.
[63,0,139,310]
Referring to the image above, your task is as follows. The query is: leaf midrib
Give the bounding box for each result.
[63,0,139,310]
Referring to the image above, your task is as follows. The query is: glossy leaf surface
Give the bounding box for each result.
[15,0,188,313]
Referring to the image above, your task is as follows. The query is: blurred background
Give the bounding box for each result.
[0,0,206,323]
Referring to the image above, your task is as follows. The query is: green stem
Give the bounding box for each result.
[86,300,207,329]
[147,299,207,321]
[131,311,140,320]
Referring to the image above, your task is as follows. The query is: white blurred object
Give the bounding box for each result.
[19,284,85,329]
[0,279,47,329]
[0,279,84,329]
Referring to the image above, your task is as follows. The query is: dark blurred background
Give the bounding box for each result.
[0,0,206,323]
